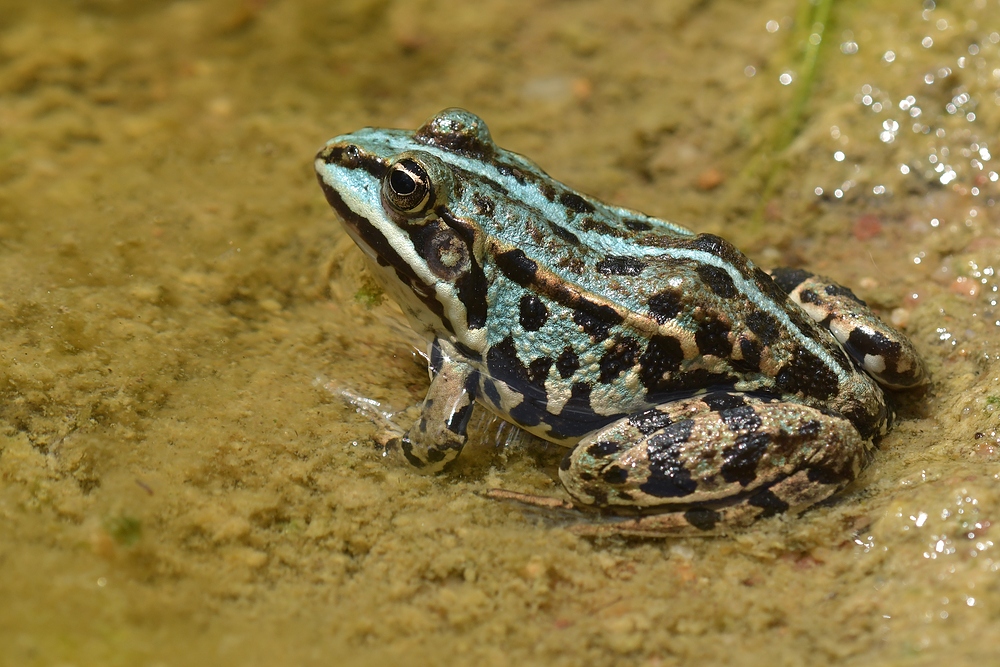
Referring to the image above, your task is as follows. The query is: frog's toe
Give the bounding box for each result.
[484,488,576,510]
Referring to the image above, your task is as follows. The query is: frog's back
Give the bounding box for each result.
[476,209,884,433]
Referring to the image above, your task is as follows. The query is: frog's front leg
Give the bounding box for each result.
[558,391,870,534]
[391,338,479,473]
[769,268,927,389]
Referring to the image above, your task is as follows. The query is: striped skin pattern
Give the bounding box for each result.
[315,108,928,536]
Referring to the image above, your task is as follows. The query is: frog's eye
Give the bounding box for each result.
[383,158,433,215]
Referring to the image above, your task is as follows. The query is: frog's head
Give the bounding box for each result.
[315,108,497,352]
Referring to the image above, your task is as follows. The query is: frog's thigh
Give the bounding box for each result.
[561,392,868,512]
[769,267,927,389]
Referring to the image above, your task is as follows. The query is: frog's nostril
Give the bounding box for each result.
[317,143,361,167]
[339,144,361,167]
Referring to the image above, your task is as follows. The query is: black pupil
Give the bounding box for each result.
[390,165,418,195]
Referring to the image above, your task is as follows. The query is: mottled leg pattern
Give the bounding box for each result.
[492,390,870,536]
[567,467,844,537]
[769,267,928,389]
[562,391,867,508]
[391,338,479,473]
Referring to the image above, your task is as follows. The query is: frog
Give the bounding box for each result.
[314,108,927,536]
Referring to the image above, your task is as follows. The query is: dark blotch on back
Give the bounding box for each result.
[647,290,683,323]
[696,264,738,298]
[775,348,840,401]
[573,307,620,342]
[637,335,684,392]
[687,234,750,278]
[581,217,625,237]
[539,181,557,202]
[518,294,549,331]
[734,338,762,372]
[624,218,652,232]
[745,309,781,345]
[496,163,529,185]
[753,266,788,303]
[694,316,732,358]
[599,336,642,383]
[559,192,596,214]
[555,347,580,379]
[496,247,628,342]
[495,249,538,286]
[597,255,646,276]
[755,267,790,304]
[548,222,581,245]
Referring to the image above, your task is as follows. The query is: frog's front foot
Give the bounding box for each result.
[379,338,479,473]
[374,427,407,461]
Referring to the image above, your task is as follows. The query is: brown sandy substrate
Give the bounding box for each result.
[1,1,999,665]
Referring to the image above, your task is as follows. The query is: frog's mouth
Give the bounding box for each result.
[314,166,454,335]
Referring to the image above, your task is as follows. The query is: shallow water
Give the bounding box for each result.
[1,0,999,665]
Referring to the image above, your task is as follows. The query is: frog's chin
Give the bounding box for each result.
[340,221,380,264]
[362,256,443,338]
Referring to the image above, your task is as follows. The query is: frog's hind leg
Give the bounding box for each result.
[566,467,847,537]
[557,391,871,536]
[769,267,928,389]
